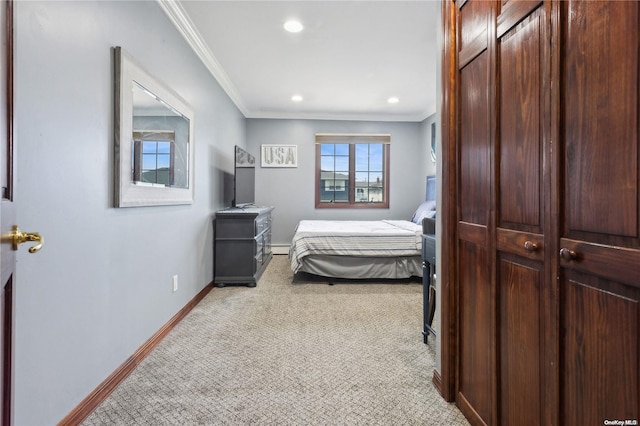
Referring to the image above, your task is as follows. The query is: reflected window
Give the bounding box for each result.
[131,82,190,189]
[132,131,175,186]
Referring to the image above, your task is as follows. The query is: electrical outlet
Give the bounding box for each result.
[172,275,178,292]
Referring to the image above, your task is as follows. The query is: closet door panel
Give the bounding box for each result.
[498,254,542,426]
[458,239,492,424]
[457,2,494,423]
[459,0,490,65]
[562,0,638,239]
[498,11,543,232]
[560,271,639,425]
[496,4,548,425]
[460,51,491,226]
[457,52,493,419]
[559,0,640,423]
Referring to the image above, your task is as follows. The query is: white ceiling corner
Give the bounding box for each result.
[158,0,438,122]
[157,0,249,115]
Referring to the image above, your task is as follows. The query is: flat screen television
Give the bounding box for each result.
[233,145,256,207]
[426,175,436,202]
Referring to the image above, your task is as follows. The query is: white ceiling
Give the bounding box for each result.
[159,1,439,122]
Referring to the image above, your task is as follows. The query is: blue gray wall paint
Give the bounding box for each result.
[247,118,436,248]
[15,1,244,423]
[14,1,437,424]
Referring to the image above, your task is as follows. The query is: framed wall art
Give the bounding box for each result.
[261,144,298,168]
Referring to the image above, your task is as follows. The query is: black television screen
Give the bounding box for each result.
[233,145,256,207]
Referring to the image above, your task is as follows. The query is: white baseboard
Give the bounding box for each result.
[271,244,290,255]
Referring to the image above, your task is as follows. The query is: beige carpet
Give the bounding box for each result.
[82,255,468,425]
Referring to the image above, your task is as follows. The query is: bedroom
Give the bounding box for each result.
[4,0,442,424]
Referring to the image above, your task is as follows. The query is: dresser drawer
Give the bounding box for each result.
[422,234,436,264]
[255,214,271,235]
[255,233,264,256]
[216,218,255,239]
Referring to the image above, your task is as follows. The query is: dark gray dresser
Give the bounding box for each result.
[214,206,274,287]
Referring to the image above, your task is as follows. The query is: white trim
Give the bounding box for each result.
[271,245,290,255]
[157,0,434,123]
[157,0,249,116]
[315,133,391,138]
[246,110,432,123]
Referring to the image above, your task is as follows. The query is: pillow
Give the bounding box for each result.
[411,201,436,224]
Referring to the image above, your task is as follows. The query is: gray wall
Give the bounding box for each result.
[247,119,435,248]
[15,1,245,424]
[13,2,438,423]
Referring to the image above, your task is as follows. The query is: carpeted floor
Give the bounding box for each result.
[82,255,468,425]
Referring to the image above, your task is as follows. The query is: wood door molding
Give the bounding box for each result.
[3,0,10,203]
[438,0,458,403]
[497,0,543,38]
[1,1,14,424]
[1,278,11,426]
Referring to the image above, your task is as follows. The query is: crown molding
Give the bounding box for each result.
[245,110,431,123]
[157,0,249,116]
[157,0,433,123]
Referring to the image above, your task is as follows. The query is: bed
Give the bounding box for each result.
[289,176,437,280]
[289,210,436,281]
[288,219,423,279]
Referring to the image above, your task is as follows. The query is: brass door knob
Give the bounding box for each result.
[524,241,539,252]
[11,226,44,253]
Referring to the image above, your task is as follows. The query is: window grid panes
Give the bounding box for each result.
[316,137,389,208]
[320,143,350,203]
[354,144,384,203]
[140,141,172,185]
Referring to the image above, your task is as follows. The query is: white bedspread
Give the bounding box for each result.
[289,219,422,273]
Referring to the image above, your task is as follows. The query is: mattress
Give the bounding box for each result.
[289,219,423,277]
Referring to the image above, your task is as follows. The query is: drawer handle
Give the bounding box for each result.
[559,248,578,261]
[523,241,538,252]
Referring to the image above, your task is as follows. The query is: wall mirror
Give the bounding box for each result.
[114,46,194,207]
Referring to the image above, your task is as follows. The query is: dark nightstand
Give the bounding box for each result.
[422,233,436,343]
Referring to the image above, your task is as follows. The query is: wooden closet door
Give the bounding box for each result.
[495,1,550,424]
[456,1,496,424]
[557,1,640,424]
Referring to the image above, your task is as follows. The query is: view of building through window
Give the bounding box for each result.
[315,134,390,208]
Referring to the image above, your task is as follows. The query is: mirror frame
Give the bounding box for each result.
[114,46,195,207]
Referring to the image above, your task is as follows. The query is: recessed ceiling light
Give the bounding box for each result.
[291,94,303,102]
[284,20,304,33]
[387,97,399,104]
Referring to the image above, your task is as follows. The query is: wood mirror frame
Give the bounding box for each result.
[114,46,195,207]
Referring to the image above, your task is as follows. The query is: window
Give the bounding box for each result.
[132,131,175,187]
[315,134,390,208]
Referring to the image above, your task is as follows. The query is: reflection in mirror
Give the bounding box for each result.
[132,82,189,188]
[114,46,194,207]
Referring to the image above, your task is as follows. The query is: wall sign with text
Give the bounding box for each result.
[261,144,298,168]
